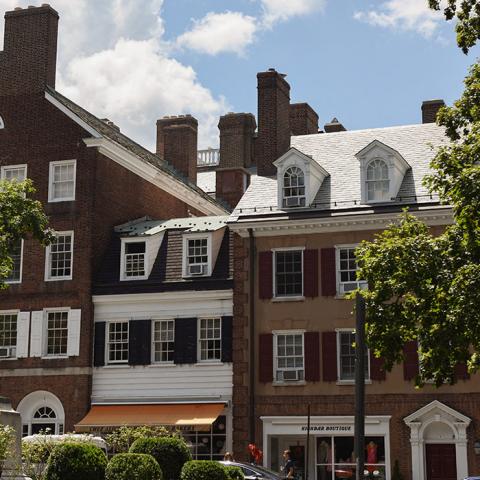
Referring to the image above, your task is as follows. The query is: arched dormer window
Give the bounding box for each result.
[366,159,389,202]
[283,166,306,207]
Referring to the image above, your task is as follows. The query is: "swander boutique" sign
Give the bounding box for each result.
[300,425,352,432]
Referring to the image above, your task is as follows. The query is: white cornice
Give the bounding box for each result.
[229,206,453,237]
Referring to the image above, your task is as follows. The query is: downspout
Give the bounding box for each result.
[248,228,256,447]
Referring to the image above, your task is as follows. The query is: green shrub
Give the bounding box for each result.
[105,453,163,480]
[130,436,191,480]
[180,460,228,480]
[224,465,244,480]
[44,442,107,480]
[106,425,174,454]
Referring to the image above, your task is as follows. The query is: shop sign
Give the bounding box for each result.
[300,425,352,433]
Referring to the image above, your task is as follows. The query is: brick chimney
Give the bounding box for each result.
[324,117,346,133]
[0,4,59,95]
[421,100,445,124]
[290,103,319,135]
[255,68,291,176]
[156,115,198,185]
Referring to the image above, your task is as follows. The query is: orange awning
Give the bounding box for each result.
[75,403,225,433]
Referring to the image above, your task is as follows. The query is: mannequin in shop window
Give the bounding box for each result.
[366,441,378,472]
[317,440,332,480]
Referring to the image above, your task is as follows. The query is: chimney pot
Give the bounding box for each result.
[324,118,347,133]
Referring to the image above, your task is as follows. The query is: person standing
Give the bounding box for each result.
[282,450,295,479]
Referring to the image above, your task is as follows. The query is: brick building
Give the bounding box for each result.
[0,4,225,434]
[227,70,479,480]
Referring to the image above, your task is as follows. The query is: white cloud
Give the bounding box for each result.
[176,11,257,56]
[354,0,443,38]
[261,0,326,27]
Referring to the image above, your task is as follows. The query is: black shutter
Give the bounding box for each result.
[221,316,233,363]
[93,322,106,367]
[128,319,152,366]
[174,318,197,364]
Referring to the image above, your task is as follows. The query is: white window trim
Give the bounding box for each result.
[120,237,149,281]
[336,328,370,384]
[106,320,129,365]
[281,166,307,209]
[335,244,367,297]
[42,307,70,359]
[45,231,74,282]
[197,317,222,363]
[0,309,20,360]
[182,233,213,278]
[0,116,4,129]
[272,247,305,300]
[48,159,77,202]
[5,239,23,284]
[151,318,175,365]
[272,329,305,385]
[365,158,390,203]
[0,164,27,181]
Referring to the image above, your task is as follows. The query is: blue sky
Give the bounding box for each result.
[0,0,478,149]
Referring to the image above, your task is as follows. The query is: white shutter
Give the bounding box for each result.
[16,312,30,358]
[67,309,81,357]
[30,311,44,357]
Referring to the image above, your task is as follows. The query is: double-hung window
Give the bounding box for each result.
[48,160,76,202]
[1,164,27,182]
[153,320,174,363]
[45,232,73,281]
[0,312,17,358]
[185,236,209,277]
[46,311,68,356]
[107,321,129,364]
[336,245,367,295]
[337,330,369,381]
[199,318,221,362]
[366,159,389,202]
[123,241,146,279]
[274,249,303,298]
[274,332,304,382]
[283,166,306,208]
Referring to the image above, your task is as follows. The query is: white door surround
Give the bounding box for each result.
[404,400,471,480]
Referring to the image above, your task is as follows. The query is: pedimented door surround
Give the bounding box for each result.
[404,400,470,480]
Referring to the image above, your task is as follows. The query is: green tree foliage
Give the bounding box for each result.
[105,453,163,480]
[428,0,480,53]
[105,425,173,454]
[130,436,191,480]
[180,461,228,480]
[44,442,107,480]
[223,465,244,480]
[21,434,58,480]
[0,425,15,475]
[355,62,480,386]
[0,179,54,288]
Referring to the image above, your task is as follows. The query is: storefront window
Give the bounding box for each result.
[182,415,227,460]
[317,436,385,480]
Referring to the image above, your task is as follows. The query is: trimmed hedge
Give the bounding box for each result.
[130,436,191,480]
[224,465,244,480]
[180,460,228,480]
[44,442,107,480]
[106,453,163,480]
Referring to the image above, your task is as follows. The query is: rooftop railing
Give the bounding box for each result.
[197,148,220,166]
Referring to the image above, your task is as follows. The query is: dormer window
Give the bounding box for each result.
[186,237,209,276]
[120,239,149,280]
[366,159,389,202]
[283,167,306,208]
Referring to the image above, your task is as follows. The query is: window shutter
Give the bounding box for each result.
[16,312,30,358]
[321,248,336,296]
[128,319,152,366]
[259,333,273,383]
[66,309,81,357]
[259,251,273,300]
[403,341,419,381]
[370,351,386,381]
[174,318,197,364]
[322,331,337,382]
[30,311,44,357]
[304,331,320,382]
[454,363,470,381]
[221,316,233,363]
[93,322,106,367]
[304,250,319,298]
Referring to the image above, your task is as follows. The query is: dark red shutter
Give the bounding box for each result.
[322,331,337,382]
[403,341,419,381]
[454,363,470,381]
[304,332,320,381]
[259,251,273,300]
[370,351,386,381]
[321,248,336,296]
[259,333,273,383]
[304,249,319,298]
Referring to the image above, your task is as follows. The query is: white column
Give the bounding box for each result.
[455,422,469,480]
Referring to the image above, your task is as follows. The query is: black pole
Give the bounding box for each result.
[305,404,310,480]
[354,294,366,480]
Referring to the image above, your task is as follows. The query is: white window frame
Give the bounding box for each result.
[45,231,74,281]
[0,116,4,129]
[336,328,370,383]
[152,319,175,364]
[106,320,129,364]
[273,330,305,384]
[120,238,148,281]
[366,158,390,202]
[272,247,305,300]
[335,244,367,297]
[0,310,19,359]
[198,317,222,363]
[1,164,27,181]
[282,166,306,208]
[48,159,77,202]
[5,239,23,284]
[183,233,213,278]
[43,308,70,359]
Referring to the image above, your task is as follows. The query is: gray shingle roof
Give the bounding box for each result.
[234,123,448,216]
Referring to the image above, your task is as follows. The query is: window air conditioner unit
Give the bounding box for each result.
[0,346,13,358]
[285,197,301,207]
[189,264,206,276]
[342,282,358,293]
[281,370,301,381]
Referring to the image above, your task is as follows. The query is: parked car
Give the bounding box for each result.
[220,461,282,480]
